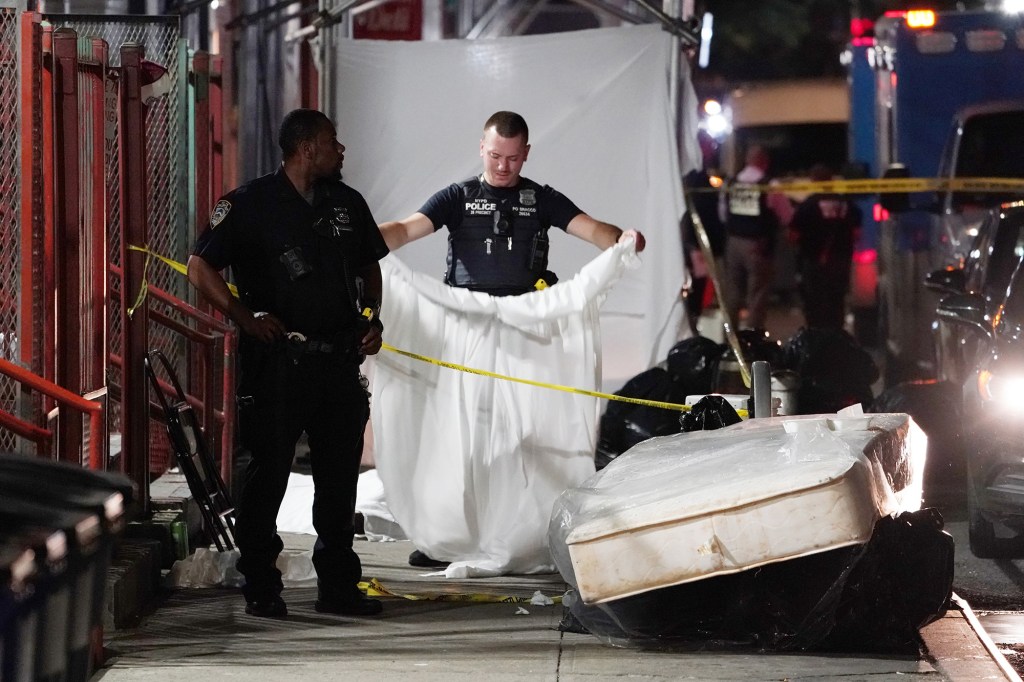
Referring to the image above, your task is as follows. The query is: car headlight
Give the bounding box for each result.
[978,369,1024,414]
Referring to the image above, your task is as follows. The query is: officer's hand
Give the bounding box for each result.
[359,321,383,356]
[242,311,287,344]
[619,229,646,253]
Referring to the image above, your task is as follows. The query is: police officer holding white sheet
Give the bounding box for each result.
[381,111,646,294]
[377,111,645,573]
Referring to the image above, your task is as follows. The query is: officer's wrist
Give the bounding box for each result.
[227,297,252,325]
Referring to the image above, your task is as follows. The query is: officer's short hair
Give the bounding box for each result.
[279,109,331,159]
[484,111,528,144]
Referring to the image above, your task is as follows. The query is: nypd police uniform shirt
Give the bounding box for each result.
[418,176,582,294]
[193,167,389,338]
[419,177,582,234]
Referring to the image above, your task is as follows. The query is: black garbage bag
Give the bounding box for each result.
[714,329,783,394]
[868,380,965,491]
[596,336,724,469]
[808,507,954,654]
[666,336,723,395]
[781,327,878,414]
[561,508,952,653]
[595,367,690,470]
[680,394,742,432]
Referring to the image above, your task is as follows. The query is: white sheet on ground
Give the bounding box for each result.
[276,469,406,541]
[326,23,697,390]
[372,241,639,577]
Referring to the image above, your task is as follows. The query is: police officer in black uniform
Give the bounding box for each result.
[379,111,646,296]
[378,110,645,567]
[187,108,389,619]
[788,163,862,328]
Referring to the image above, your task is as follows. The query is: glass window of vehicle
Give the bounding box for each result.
[951,110,1024,209]
[999,259,1024,324]
[974,208,1024,301]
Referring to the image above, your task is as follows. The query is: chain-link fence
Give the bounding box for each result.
[46,16,188,348]
[45,15,189,471]
[0,8,24,452]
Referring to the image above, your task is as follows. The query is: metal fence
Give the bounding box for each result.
[44,14,191,472]
[0,8,30,453]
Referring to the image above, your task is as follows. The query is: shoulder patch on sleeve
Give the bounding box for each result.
[210,200,231,228]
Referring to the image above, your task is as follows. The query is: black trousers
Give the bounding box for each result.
[235,348,368,602]
[799,262,851,330]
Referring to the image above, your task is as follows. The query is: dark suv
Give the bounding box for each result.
[928,201,1024,558]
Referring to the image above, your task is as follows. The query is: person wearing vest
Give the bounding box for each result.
[723,145,793,330]
[188,109,390,619]
[788,163,862,329]
[379,111,646,296]
[378,110,646,567]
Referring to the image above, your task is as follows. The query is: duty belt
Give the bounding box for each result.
[286,331,337,354]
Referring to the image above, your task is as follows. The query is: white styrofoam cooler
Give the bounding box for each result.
[557,413,926,605]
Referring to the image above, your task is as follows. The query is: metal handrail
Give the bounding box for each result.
[109,263,236,484]
[0,357,105,468]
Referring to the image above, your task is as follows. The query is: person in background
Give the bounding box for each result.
[187,108,389,619]
[788,163,862,329]
[722,144,793,330]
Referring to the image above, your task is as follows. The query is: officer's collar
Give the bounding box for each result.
[479,175,526,194]
[273,166,333,204]
[273,166,301,200]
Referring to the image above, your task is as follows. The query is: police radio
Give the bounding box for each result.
[528,231,549,271]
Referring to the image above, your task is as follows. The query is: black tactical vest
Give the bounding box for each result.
[445,178,550,296]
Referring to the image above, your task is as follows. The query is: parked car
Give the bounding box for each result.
[928,201,1024,558]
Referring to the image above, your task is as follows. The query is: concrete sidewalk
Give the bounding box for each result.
[91,535,1017,681]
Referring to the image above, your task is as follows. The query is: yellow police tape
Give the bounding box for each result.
[129,244,750,418]
[692,176,1024,195]
[380,342,718,415]
[358,577,563,604]
[128,244,239,298]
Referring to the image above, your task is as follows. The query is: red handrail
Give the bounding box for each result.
[0,357,104,468]
[109,263,236,484]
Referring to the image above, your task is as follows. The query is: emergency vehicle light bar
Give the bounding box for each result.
[906,10,936,28]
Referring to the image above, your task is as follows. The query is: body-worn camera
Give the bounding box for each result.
[492,208,513,236]
[279,246,313,281]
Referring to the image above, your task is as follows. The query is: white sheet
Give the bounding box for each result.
[371,241,639,576]
[325,23,698,390]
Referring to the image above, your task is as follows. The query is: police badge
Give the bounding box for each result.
[210,199,231,228]
[519,189,536,206]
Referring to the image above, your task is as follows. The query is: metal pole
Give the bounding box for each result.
[19,12,43,395]
[751,360,771,418]
[87,37,108,406]
[119,42,151,513]
[665,0,680,157]
[52,27,83,463]
[40,23,55,393]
